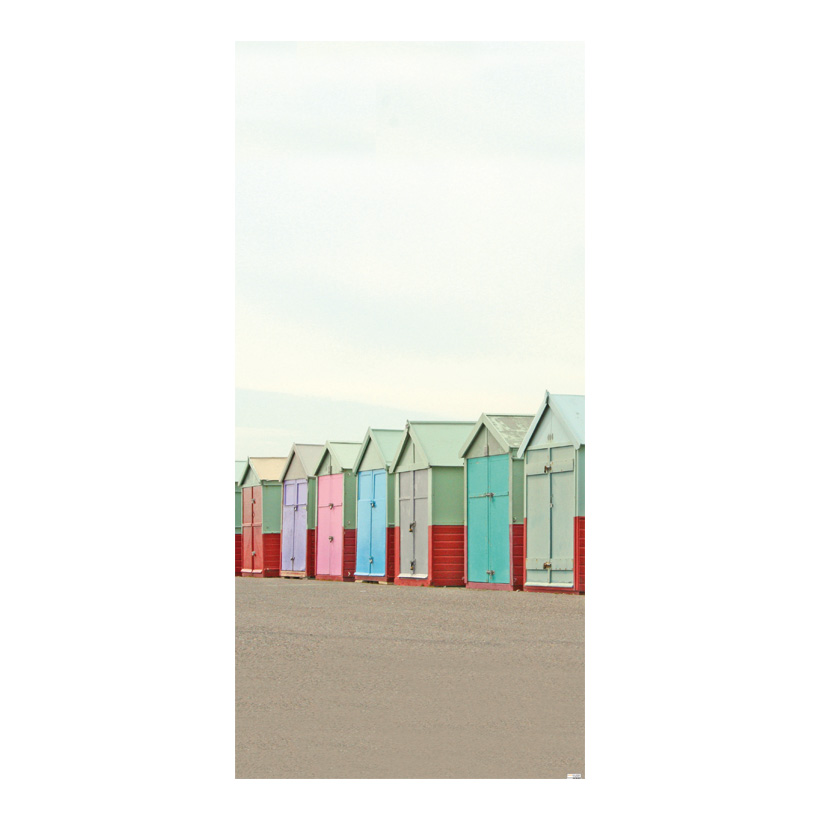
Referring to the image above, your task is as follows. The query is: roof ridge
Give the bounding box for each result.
[406,420,474,425]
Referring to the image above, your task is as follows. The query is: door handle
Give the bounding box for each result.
[409,522,415,532]
[370,501,375,507]
[328,536,333,542]
[543,561,551,569]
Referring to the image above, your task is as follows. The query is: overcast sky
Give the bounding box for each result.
[236,42,584,459]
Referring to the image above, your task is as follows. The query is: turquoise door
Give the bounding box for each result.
[356,469,387,576]
[467,455,510,584]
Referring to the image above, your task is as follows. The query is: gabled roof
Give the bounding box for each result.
[235,460,246,485]
[281,443,325,479]
[389,421,475,472]
[457,413,535,458]
[316,441,363,473]
[239,456,288,485]
[241,456,289,485]
[517,391,585,456]
[351,428,404,473]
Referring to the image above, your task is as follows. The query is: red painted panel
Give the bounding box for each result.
[343,528,357,581]
[261,533,281,577]
[393,525,401,581]
[574,516,585,593]
[305,528,316,578]
[235,533,241,576]
[385,526,396,583]
[511,523,524,590]
[430,525,465,587]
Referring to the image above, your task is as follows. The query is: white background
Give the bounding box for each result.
[2,0,818,815]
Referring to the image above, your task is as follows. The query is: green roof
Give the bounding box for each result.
[390,421,475,471]
[317,441,363,473]
[282,443,325,479]
[458,414,535,458]
[352,428,404,473]
[517,392,585,456]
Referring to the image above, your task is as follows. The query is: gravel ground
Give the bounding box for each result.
[236,578,584,779]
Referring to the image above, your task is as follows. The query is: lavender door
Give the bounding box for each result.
[282,479,308,573]
[316,474,344,576]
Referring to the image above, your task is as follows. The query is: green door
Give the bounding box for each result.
[467,455,510,584]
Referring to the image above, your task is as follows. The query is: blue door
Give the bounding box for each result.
[356,471,373,575]
[370,470,386,575]
[356,469,387,576]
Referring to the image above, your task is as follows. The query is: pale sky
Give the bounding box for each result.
[236,42,584,459]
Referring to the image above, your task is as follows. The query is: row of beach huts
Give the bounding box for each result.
[234,390,585,593]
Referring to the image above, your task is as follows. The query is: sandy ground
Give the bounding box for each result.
[236,578,584,779]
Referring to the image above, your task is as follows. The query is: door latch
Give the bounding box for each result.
[409,522,415,532]
[370,500,375,507]
[544,464,551,473]
[329,503,334,509]
[486,569,495,576]
[543,561,551,569]
[328,536,333,542]
[410,560,415,572]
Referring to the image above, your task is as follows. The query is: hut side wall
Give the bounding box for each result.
[262,484,283,534]
[429,466,465,586]
[430,466,464,525]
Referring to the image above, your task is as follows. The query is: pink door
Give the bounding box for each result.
[241,486,253,572]
[251,485,263,573]
[316,474,344,576]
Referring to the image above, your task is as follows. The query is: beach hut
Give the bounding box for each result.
[516,392,585,594]
[457,414,534,591]
[313,441,363,582]
[351,428,404,583]
[239,456,288,578]
[235,460,245,576]
[389,421,474,587]
[279,444,324,578]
